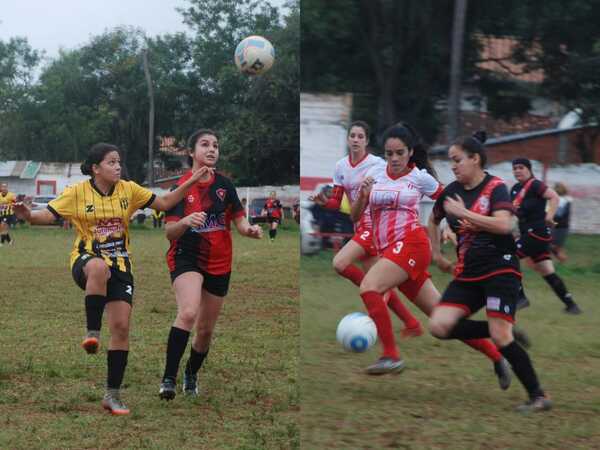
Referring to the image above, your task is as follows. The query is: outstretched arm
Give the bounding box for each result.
[233,216,263,239]
[13,202,57,225]
[151,166,214,212]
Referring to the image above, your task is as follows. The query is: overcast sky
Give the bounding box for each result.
[0,0,287,63]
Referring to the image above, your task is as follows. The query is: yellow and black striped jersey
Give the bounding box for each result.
[0,192,16,216]
[48,179,155,274]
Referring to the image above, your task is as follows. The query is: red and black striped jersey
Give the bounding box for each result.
[264,198,282,218]
[433,174,520,281]
[510,178,548,231]
[166,170,245,275]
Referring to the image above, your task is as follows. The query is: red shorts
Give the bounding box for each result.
[351,227,378,258]
[380,228,432,281]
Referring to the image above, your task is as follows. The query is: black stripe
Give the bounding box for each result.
[141,193,156,210]
[47,205,61,220]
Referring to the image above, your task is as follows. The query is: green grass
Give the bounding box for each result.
[301,235,600,450]
[0,223,299,450]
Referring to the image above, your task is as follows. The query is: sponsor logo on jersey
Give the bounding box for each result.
[190,213,226,233]
[94,218,124,239]
[86,204,95,213]
[486,296,501,311]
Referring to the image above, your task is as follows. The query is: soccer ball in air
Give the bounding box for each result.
[336,312,378,353]
[234,35,275,75]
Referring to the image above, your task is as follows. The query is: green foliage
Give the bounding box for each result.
[0,0,299,185]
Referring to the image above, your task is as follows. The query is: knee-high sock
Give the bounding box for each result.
[360,291,399,359]
[162,326,190,381]
[341,266,420,328]
[85,294,106,332]
[463,339,502,362]
[107,350,128,390]
[185,347,209,375]
[500,340,544,399]
[543,273,573,305]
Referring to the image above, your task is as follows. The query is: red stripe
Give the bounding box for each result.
[430,184,444,200]
[456,268,522,282]
[437,302,471,315]
[486,311,515,324]
[528,230,552,241]
[300,176,333,191]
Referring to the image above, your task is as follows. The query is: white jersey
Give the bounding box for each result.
[332,153,385,230]
[366,164,442,251]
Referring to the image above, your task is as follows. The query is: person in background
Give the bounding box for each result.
[551,182,572,263]
[152,209,165,229]
[262,191,283,242]
[511,159,581,314]
[0,183,16,246]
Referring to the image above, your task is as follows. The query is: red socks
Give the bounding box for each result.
[339,265,364,286]
[360,291,399,360]
[340,265,421,331]
[386,290,420,331]
[463,339,502,362]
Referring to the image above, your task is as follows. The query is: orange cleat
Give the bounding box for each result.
[81,336,100,354]
[102,392,130,415]
[401,323,424,339]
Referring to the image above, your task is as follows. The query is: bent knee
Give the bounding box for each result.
[85,259,110,280]
[428,317,454,339]
[332,255,348,274]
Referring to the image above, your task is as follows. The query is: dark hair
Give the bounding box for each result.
[453,131,488,168]
[186,128,218,166]
[512,157,532,172]
[348,121,370,140]
[81,143,120,177]
[381,122,437,179]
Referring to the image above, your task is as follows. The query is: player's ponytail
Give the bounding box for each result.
[81,143,120,177]
[453,130,488,168]
[381,122,438,180]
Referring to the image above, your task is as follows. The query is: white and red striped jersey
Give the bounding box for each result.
[332,153,385,230]
[366,164,443,251]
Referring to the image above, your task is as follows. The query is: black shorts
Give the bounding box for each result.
[516,226,552,263]
[170,263,231,297]
[439,273,520,323]
[72,254,134,304]
[267,216,281,224]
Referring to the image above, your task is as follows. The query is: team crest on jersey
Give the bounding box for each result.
[216,188,227,202]
[477,197,490,212]
[187,195,195,203]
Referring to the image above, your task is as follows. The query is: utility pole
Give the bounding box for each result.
[143,48,155,186]
[448,0,468,143]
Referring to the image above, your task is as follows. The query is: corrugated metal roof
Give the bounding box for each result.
[20,161,42,179]
[11,161,27,176]
[0,161,17,177]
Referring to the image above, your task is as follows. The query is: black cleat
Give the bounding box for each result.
[494,357,512,390]
[516,395,552,413]
[159,378,176,401]
[182,371,199,396]
[564,302,582,315]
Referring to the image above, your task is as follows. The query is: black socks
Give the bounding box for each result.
[107,350,129,389]
[85,295,106,331]
[185,347,209,376]
[543,273,573,305]
[500,340,544,399]
[163,327,190,381]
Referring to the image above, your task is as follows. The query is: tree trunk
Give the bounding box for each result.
[143,48,155,186]
[448,0,468,143]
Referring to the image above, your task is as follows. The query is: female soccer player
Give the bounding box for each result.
[352,124,510,385]
[511,159,581,314]
[263,191,283,241]
[14,143,208,415]
[310,121,422,338]
[0,183,16,246]
[158,129,262,400]
[428,132,552,412]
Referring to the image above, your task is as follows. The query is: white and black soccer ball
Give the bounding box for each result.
[234,35,275,75]
[336,312,377,353]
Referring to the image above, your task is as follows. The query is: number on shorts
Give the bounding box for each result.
[125,285,133,295]
[360,231,370,241]
[392,241,404,254]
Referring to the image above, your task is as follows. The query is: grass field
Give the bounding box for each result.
[301,235,600,450]
[0,223,299,449]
